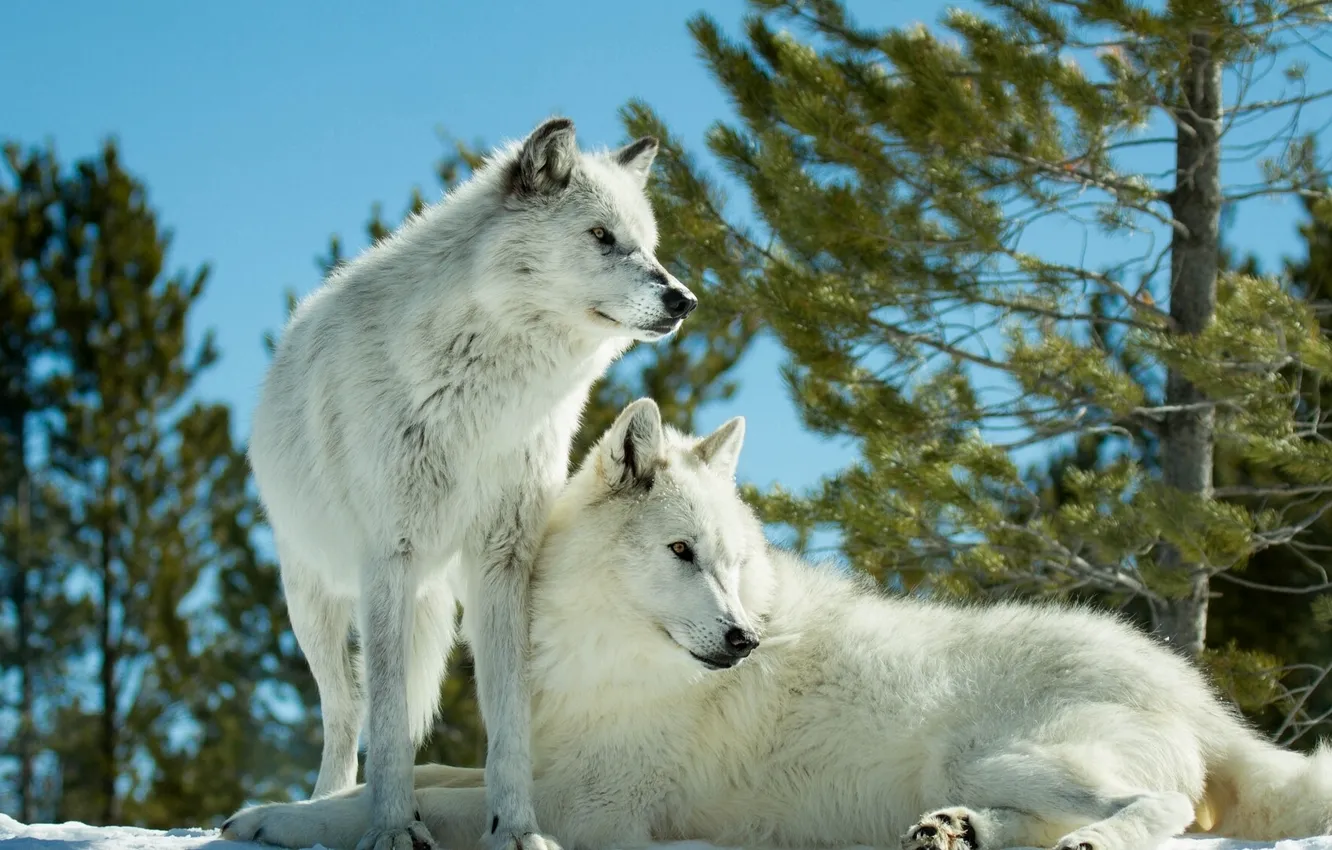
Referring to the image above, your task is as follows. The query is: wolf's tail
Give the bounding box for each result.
[1196,720,1332,839]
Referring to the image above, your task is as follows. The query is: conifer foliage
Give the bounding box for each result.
[0,141,306,826]
[640,0,1332,666]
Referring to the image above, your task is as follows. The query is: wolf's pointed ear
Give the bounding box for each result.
[614,136,659,188]
[511,117,578,197]
[693,416,745,481]
[600,398,664,491]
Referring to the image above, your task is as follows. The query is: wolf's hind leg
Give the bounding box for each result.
[905,745,1198,850]
[1051,791,1195,850]
[282,560,362,799]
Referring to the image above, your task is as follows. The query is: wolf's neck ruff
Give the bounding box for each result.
[343,195,634,416]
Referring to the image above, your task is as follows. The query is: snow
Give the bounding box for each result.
[1,817,1331,850]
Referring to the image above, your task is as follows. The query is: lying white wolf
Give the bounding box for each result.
[227,400,1332,850]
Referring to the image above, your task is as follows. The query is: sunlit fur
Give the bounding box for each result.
[229,400,1332,850]
[231,117,694,850]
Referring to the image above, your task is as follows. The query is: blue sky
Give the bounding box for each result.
[4,0,883,495]
[4,0,1327,499]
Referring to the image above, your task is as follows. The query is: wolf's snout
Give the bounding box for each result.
[724,626,759,658]
[661,286,698,320]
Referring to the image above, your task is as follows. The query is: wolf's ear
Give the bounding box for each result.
[614,136,659,188]
[600,398,664,491]
[693,416,745,481]
[511,117,578,197]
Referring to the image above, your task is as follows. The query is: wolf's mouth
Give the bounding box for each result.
[688,650,738,671]
[642,317,681,336]
[660,624,738,671]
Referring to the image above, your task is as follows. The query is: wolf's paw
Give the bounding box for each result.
[903,807,981,850]
[1052,830,1101,850]
[487,827,561,850]
[353,823,437,850]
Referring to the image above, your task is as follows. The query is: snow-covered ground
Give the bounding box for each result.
[2,817,1331,850]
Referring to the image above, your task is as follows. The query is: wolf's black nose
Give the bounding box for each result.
[724,627,759,657]
[662,286,698,319]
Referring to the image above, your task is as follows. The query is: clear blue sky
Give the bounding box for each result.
[3,0,891,494]
[3,0,1324,497]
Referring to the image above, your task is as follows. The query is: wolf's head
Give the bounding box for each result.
[476,117,696,342]
[536,399,775,684]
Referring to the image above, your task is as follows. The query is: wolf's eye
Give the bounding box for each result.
[669,541,695,563]
[590,226,616,246]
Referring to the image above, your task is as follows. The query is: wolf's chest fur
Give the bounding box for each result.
[253,304,618,583]
[400,325,595,452]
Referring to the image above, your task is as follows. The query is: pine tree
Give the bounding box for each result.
[643,0,1332,664]
[1024,197,1332,744]
[1204,195,1332,746]
[0,143,77,823]
[1,139,306,826]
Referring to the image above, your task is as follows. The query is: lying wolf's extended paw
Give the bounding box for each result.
[487,827,561,850]
[903,807,981,850]
[222,801,338,848]
[221,796,404,850]
[222,802,312,847]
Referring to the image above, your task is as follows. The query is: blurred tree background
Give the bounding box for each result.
[1,142,316,825]
[7,0,1332,829]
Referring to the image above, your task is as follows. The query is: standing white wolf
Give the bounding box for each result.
[238,118,695,850]
[231,399,1332,850]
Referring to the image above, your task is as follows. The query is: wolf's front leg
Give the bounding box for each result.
[467,491,557,850]
[222,776,644,850]
[903,807,994,850]
[903,806,1075,850]
[359,550,435,850]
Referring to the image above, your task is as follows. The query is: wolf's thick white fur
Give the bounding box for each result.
[237,117,695,850]
[228,401,1332,850]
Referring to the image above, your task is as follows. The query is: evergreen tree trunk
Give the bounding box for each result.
[98,518,118,825]
[1,143,48,823]
[1,374,38,824]
[1159,29,1223,658]
[16,472,33,824]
